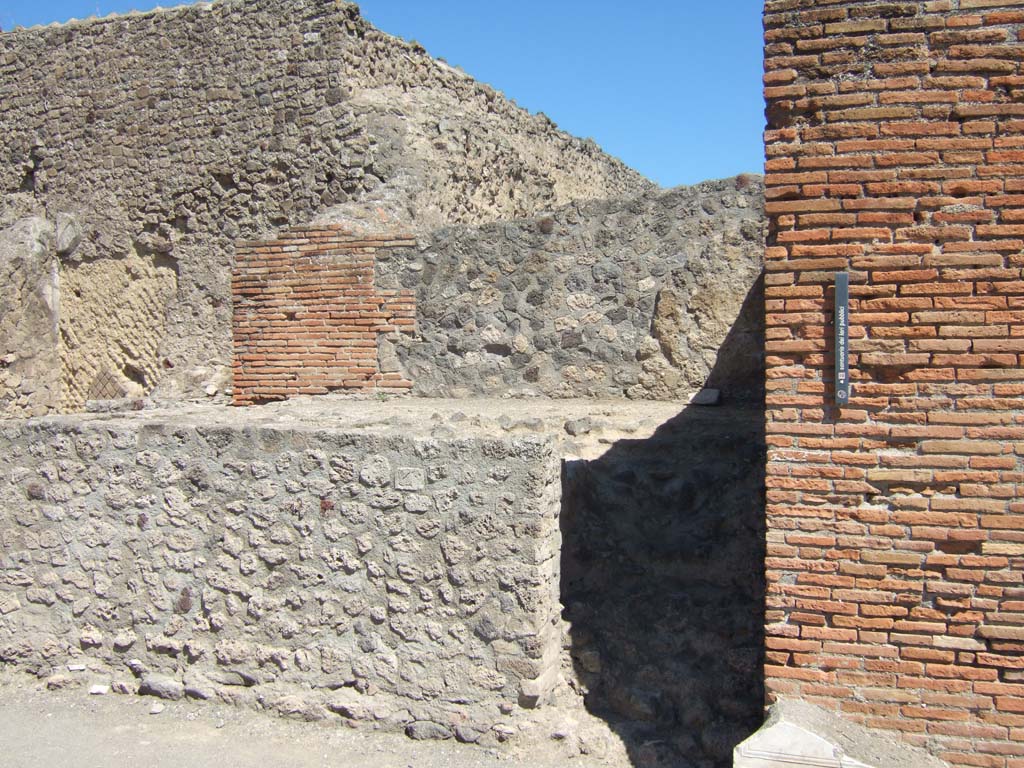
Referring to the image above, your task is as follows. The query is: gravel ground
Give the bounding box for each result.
[0,676,623,768]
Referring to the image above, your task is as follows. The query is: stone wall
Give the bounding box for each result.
[376,178,766,401]
[0,0,652,407]
[763,2,1024,766]
[0,217,59,416]
[232,225,416,404]
[0,408,563,742]
[562,405,766,767]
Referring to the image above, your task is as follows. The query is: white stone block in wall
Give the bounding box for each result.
[734,719,871,768]
[734,699,949,768]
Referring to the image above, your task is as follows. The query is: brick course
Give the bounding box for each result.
[764,1,1024,765]
[231,225,416,405]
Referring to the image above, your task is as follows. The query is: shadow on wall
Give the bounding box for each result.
[560,276,766,768]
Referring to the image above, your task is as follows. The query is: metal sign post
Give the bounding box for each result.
[834,272,850,406]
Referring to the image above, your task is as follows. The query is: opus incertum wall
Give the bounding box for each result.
[0,409,564,741]
[763,2,1024,766]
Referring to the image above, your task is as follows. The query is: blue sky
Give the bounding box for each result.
[0,0,765,187]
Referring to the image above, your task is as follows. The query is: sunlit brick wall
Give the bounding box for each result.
[763,1,1024,765]
[232,225,415,405]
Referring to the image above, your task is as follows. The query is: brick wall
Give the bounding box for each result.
[232,225,415,405]
[763,2,1024,766]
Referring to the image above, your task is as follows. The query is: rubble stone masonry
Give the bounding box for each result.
[232,181,766,406]
[763,1,1024,766]
[0,0,651,404]
[0,408,564,740]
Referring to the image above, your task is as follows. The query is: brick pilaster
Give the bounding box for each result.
[231,225,416,405]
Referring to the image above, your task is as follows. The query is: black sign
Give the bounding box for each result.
[834,272,850,406]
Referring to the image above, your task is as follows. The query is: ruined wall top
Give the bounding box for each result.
[0,0,653,403]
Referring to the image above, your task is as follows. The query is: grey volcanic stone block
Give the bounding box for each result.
[406,721,453,740]
[54,213,82,258]
[138,675,185,701]
[690,387,721,406]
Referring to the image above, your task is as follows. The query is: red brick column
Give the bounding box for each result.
[763,2,1024,765]
[231,225,415,405]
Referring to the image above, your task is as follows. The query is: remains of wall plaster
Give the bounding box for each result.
[0,217,60,416]
[59,250,178,411]
[0,409,563,742]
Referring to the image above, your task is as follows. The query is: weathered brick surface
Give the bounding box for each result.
[232,225,416,404]
[764,1,1024,765]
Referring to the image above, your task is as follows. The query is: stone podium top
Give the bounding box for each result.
[0,395,755,460]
